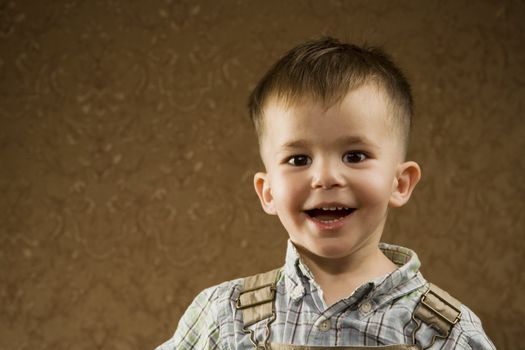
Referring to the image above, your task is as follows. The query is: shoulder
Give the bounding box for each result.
[192,277,244,312]
[413,281,496,350]
[455,304,496,349]
[155,277,244,350]
[181,277,245,326]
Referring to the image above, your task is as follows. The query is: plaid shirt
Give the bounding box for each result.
[156,242,495,350]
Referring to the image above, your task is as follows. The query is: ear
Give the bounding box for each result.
[254,172,277,215]
[389,161,421,208]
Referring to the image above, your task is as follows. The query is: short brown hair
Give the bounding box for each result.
[248,37,413,151]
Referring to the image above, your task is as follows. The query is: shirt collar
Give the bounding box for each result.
[284,240,315,281]
[283,240,426,308]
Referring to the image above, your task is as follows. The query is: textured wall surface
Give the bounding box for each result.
[1,0,524,349]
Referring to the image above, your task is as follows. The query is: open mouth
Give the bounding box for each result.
[304,207,355,222]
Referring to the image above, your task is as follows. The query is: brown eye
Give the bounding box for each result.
[287,155,311,166]
[343,152,367,163]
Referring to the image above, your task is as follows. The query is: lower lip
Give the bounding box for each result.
[305,211,354,231]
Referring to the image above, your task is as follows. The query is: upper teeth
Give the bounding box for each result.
[321,207,347,210]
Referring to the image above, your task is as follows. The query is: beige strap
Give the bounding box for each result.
[271,344,418,350]
[238,271,461,346]
[414,283,462,336]
[236,268,282,327]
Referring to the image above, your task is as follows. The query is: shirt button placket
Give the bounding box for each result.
[318,319,331,332]
[360,301,372,314]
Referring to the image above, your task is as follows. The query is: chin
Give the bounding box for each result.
[307,241,353,259]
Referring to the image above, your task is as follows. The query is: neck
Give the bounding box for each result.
[295,243,397,307]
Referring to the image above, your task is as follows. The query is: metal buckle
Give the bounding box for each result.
[236,283,276,310]
[421,288,462,325]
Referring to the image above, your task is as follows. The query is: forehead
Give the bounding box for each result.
[260,84,399,150]
[256,84,407,165]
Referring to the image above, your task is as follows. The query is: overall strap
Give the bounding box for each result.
[414,283,462,336]
[271,345,417,350]
[236,268,282,327]
[236,269,462,349]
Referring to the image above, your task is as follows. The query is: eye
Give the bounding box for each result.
[287,155,311,166]
[343,151,367,163]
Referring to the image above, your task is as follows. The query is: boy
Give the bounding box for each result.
[156,38,495,349]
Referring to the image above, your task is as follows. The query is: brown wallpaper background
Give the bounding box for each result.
[1,0,524,349]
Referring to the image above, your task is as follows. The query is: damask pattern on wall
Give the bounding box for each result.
[0,1,524,349]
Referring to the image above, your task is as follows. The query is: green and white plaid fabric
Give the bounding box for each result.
[156,242,495,350]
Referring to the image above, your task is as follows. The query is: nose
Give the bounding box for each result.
[310,158,346,189]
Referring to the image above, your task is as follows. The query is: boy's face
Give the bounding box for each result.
[254,83,420,260]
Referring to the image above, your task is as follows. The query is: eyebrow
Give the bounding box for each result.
[280,135,375,149]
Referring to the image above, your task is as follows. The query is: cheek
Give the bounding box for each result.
[270,173,306,208]
[352,171,394,205]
